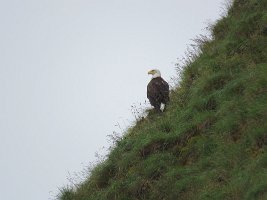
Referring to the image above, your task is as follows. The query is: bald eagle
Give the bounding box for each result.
[147,69,169,112]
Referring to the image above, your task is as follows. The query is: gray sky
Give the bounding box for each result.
[0,0,224,199]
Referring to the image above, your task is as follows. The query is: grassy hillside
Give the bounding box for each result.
[58,0,267,199]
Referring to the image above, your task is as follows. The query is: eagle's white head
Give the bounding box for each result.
[148,69,161,79]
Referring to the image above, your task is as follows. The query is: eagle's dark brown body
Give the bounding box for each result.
[147,77,169,111]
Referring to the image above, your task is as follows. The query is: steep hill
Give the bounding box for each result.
[59,0,267,199]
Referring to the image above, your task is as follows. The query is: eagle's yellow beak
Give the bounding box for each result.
[148,70,154,75]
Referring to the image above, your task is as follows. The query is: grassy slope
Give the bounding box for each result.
[59,0,267,199]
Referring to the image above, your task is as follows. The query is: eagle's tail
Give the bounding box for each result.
[160,103,165,112]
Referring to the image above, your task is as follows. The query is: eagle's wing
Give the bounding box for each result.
[155,78,169,104]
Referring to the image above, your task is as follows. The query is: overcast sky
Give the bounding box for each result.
[0,0,224,199]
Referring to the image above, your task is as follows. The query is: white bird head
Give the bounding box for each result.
[148,69,161,79]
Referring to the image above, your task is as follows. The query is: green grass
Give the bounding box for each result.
[58,0,267,199]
